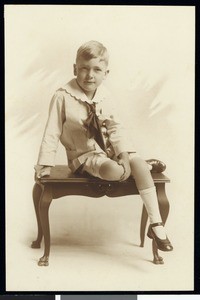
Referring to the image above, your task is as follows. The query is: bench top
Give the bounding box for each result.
[39,165,170,184]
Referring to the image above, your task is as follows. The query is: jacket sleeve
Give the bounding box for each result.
[37,91,65,166]
[100,99,136,157]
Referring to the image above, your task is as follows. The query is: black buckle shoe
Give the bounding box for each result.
[146,159,166,173]
[147,222,173,252]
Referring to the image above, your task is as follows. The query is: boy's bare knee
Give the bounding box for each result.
[129,156,154,188]
[99,161,124,181]
[130,156,150,174]
[130,156,147,167]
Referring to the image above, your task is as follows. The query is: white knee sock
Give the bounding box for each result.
[139,186,162,224]
[139,186,167,239]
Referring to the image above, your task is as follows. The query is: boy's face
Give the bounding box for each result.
[74,57,109,98]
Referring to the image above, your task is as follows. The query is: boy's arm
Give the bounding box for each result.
[37,91,65,168]
[102,103,135,181]
[34,165,51,178]
[104,116,135,158]
[117,151,131,181]
[100,96,135,157]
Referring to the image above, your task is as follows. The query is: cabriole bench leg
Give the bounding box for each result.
[156,183,170,224]
[151,183,170,265]
[31,183,43,249]
[140,205,148,247]
[38,185,52,266]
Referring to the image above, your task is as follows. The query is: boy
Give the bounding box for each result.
[35,40,173,252]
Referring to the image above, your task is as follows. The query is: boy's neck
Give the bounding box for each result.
[86,89,97,100]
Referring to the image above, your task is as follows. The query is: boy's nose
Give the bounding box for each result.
[87,69,94,78]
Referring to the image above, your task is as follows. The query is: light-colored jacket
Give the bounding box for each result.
[37,78,135,172]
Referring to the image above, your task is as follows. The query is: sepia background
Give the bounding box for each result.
[5,5,194,291]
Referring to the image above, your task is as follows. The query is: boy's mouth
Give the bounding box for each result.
[85,81,95,84]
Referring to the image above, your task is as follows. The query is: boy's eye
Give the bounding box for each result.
[95,68,102,72]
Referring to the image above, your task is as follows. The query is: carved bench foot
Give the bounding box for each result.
[153,256,164,265]
[38,255,49,266]
[152,240,164,265]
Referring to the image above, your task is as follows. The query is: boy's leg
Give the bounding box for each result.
[129,155,167,239]
[98,160,124,180]
[82,153,124,181]
[82,153,172,249]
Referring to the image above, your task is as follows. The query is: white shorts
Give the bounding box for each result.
[81,152,140,179]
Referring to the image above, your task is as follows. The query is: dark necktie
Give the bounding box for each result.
[84,102,106,152]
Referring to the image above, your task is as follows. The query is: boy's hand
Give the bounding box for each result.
[34,165,52,178]
[118,152,131,181]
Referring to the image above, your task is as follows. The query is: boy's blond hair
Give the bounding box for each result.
[76,40,109,66]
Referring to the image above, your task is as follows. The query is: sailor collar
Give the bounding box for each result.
[60,78,108,105]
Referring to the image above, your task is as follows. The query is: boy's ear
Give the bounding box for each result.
[104,69,109,79]
[73,64,77,76]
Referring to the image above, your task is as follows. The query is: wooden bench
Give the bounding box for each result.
[31,165,171,266]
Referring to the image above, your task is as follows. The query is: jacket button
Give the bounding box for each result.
[101,127,106,134]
